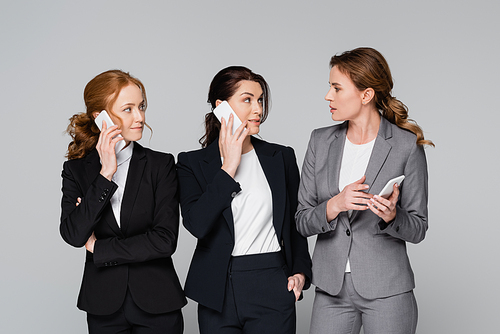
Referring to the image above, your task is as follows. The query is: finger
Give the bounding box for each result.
[227,114,234,136]
[293,287,300,301]
[354,175,366,184]
[220,117,227,141]
[388,184,400,201]
[287,277,295,291]
[235,123,249,142]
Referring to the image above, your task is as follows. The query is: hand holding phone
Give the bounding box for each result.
[94,110,126,153]
[378,175,405,199]
[213,101,243,135]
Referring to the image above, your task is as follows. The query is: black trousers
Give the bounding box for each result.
[87,289,184,334]
[198,251,296,334]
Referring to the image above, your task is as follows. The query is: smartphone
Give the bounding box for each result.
[94,110,126,153]
[378,175,405,198]
[213,101,243,135]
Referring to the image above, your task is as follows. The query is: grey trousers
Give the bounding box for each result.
[310,273,417,334]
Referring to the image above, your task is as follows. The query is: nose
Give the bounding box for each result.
[133,108,144,123]
[325,87,334,101]
[252,101,263,115]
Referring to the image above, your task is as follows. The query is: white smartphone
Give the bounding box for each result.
[378,175,405,198]
[94,110,126,153]
[213,101,242,135]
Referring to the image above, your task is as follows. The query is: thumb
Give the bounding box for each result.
[355,175,366,184]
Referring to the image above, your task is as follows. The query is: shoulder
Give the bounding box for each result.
[310,122,346,142]
[386,121,418,151]
[136,144,175,171]
[63,149,97,169]
[253,137,295,156]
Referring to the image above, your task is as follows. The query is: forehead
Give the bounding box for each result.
[234,80,263,96]
[114,83,143,104]
[329,66,353,85]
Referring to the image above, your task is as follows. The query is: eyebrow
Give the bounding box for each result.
[240,92,263,98]
[120,100,145,108]
[329,82,342,86]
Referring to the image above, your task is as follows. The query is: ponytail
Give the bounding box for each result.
[65,112,100,160]
[379,96,434,147]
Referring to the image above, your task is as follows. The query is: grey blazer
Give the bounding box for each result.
[295,117,428,299]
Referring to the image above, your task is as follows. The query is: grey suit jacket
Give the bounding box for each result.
[295,117,428,299]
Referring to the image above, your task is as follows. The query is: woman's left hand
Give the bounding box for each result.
[85,232,96,253]
[368,183,399,223]
[287,273,305,301]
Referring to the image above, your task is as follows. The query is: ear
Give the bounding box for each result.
[361,88,375,105]
[92,111,101,119]
[215,99,223,107]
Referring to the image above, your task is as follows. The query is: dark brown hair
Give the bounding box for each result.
[65,70,148,159]
[330,47,434,147]
[199,66,271,148]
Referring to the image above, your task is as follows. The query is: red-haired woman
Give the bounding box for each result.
[296,48,433,334]
[60,70,186,333]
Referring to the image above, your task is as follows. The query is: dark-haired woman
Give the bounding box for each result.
[295,47,433,334]
[60,70,186,333]
[176,66,312,334]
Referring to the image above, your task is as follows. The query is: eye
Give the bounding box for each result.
[139,103,146,111]
[258,98,263,104]
[244,97,250,103]
[123,107,131,112]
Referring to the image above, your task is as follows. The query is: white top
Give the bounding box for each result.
[110,142,134,228]
[230,149,281,256]
[338,137,375,272]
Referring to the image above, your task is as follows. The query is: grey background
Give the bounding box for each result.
[1,0,498,333]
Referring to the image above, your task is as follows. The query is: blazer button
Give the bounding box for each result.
[231,192,237,198]
[321,226,326,232]
[346,229,351,236]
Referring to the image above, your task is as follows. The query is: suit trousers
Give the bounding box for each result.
[310,273,417,334]
[87,288,184,334]
[198,251,297,334]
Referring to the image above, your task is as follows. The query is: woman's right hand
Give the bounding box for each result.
[219,114,248,178]
[326,175,373,221]
[95,120,123,181]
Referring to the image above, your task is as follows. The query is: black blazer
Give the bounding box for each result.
[60,143,186,316]
[177,137,312,312]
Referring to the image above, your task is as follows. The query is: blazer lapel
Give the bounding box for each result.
[253,137,286,239]
[327,122,348,198]
[350,117,392,222]
[120,143,147,235]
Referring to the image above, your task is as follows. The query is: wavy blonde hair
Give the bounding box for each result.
[330,47,434,147]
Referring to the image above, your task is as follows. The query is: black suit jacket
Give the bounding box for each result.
[177,137,312,312]
[60,143,186,315]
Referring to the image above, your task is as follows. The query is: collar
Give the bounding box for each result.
[116,141,134,166]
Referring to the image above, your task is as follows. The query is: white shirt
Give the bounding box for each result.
[338,137,375,272]
[110,142,134,228]
[230,149,281,256]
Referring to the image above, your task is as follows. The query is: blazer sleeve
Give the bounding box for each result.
[377,143,428,244]
[92,154,181,267]
[285,147,313,288]
[176,151,241,239]
[60,161,118,247]
[295,130,341,237]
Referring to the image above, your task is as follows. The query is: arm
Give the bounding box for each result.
[92,154,182,267]
[177,151,241,240]
[295,131,341,237]
[60,161,118,247]
[373,144,429,244]
[283,147,312,300]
